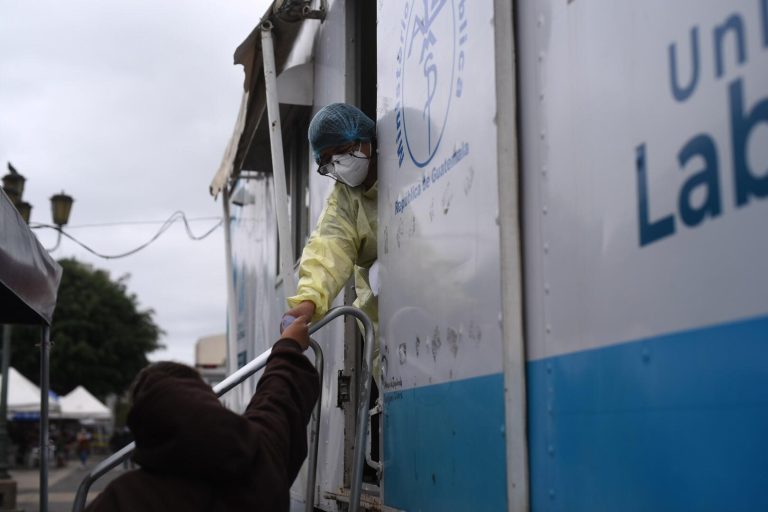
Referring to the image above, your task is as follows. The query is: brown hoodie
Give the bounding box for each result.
[85,339,319,512]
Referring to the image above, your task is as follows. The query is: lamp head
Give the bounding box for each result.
[2,172,25,200]
[16,201,32,224]
[50,191,74,227]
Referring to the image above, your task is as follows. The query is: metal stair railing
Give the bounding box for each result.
[312,306,374,512]
[71,306,374,512]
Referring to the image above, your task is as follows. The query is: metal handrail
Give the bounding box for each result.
[303,306,375,512]
[72,306,374,512]
[304,335,323,512]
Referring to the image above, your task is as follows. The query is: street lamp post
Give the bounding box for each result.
[0,163,74,511]
[48,192,74,252]
[1,165,25,205]
[0,325,12,481]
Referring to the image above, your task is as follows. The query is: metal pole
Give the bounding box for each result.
[306,308,375,512]
[304,339,324,512]
[40,326,51,512]
[494,0,530,510]
[71,443,134,512]
[0,325,12,479]
[221,186,239,377]
[46,229,63,252]
[261,22,297,296]
[346,311,375,512]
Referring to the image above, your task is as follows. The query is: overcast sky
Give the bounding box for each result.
[1,0,269,364]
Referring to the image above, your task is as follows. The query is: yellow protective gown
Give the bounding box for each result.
[287,181,379,376]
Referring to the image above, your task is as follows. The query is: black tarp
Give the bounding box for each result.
[0,189,62,325]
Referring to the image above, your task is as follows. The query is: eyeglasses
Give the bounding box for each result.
[317,143,368,179]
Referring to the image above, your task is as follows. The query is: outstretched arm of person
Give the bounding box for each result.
[285,184,360,323]
[243,316,320,483]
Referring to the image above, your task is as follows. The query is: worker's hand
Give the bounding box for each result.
[281,315,311,351]
[281,301,316,333]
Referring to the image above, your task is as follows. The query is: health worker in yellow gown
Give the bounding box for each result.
[281,103,379,380]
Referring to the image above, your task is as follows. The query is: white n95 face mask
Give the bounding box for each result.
[326,149,370,187]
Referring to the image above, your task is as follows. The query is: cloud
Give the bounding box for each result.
[1,0,269,365]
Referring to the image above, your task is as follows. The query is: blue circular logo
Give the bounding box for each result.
[397,0,456,168]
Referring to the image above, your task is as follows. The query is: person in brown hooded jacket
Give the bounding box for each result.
[85,316,318,512]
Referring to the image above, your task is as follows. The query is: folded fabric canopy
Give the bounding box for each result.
[0,189,62,325]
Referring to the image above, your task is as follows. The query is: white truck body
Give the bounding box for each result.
[217,1,768,510]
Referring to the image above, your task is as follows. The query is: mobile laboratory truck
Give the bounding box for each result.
[209,0,768,510]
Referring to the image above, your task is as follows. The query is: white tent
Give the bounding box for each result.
[59,386,111,421]
[0,367,61,417]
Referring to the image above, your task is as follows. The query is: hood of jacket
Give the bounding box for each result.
[127,371,256,483]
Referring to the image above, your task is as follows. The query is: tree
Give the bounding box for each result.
[12,258,164,399]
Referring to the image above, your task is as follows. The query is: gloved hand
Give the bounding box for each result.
[281,301,316,333]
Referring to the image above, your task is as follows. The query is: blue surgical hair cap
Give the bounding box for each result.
[308,103,375,163]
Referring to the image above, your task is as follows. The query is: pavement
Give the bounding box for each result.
[8,455,124,512]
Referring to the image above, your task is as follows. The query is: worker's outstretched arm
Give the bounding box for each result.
[286,183,360,322]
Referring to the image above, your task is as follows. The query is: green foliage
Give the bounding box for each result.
[113,398,131,428]
[12,258,163,400]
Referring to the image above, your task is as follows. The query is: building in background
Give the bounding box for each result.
[194,334,226,387]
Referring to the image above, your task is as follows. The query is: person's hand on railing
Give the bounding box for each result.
[281,301,316,333]
[281,315,311,351]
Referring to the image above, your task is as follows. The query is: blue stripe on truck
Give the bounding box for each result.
[528,314,768,512]
[383,372,507,511]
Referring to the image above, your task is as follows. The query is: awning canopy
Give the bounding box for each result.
[0,367,61,417]
[209,3,319,198]
[59,385,112,421]
[0,190,62,325]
